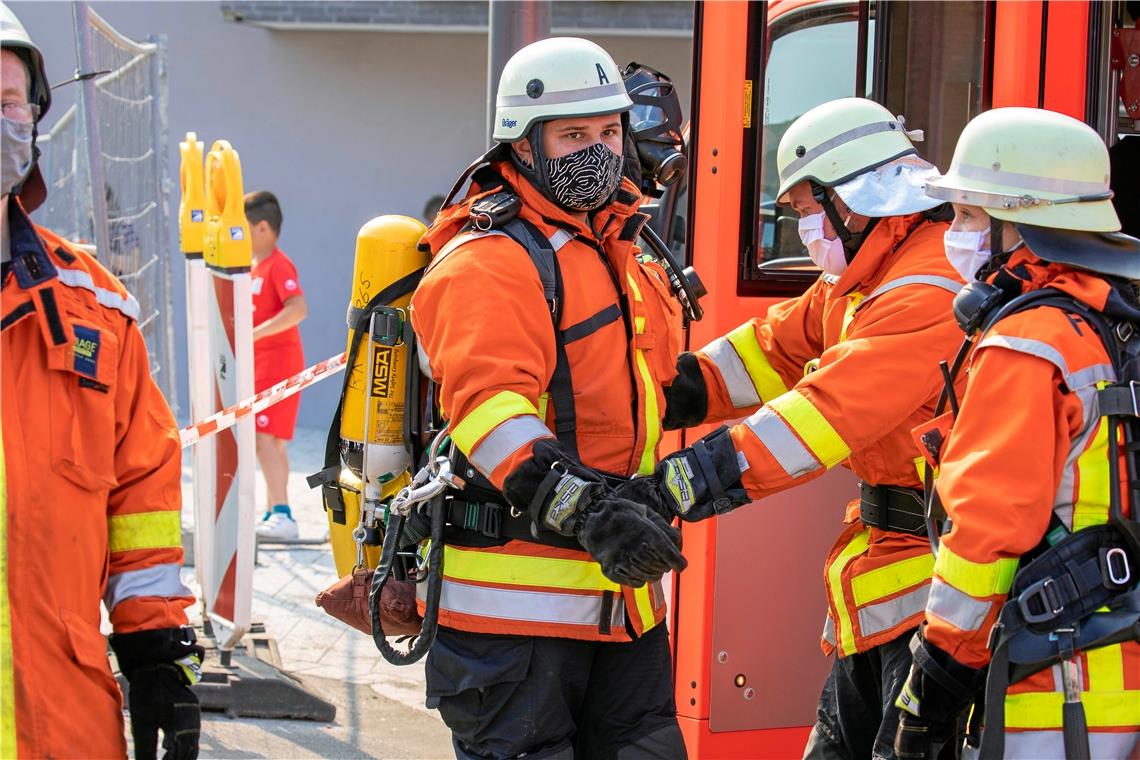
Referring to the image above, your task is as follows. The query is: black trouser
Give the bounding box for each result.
[803,631,916,760]
[425,624,687,760]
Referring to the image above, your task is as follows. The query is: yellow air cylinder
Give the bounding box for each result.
[339,215,428,482]
[178,133,205,255]
[203,140,251,271]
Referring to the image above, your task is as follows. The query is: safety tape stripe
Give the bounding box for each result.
[856,583,928,638]
[1087,643,1125,692]
[0,429,14,758]
[781,121,903,178]
[108,511,182,554]
[838,293,864,343]
[626,272,643,302]
[55,266,141,320]
[767,390,851,469]
[1004,689,1140,729]
[498,81,628,108]
[1073,414,1112,532]
[549,229,574,251]
[742,405,820,479]
[443,544,620,591]
[725,323,788,405]
[926,577,993,633]
[437,578,608,626]
[978,334,1116,391]
[864,275,963,303]
[850,553,934,606]
[103,563,193,611]
[703,336,761,408]
[953,162,1108,197]
[633,582,656,632]
[451,391,540,455]
[828,527,871,656]
[1002,731,1140,758]
[933,544,1019,598]
[468,415,553,477]
[1053,383,1102,529]
[634,349,661,475]
[822,614,836,647]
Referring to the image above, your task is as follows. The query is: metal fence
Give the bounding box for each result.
[33,3,176,408]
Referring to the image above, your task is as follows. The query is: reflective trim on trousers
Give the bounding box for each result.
[855,583,928,638]
[435,578,615,628]
[926,577,993,633]
[103,562,193,612]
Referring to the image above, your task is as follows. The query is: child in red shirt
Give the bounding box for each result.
[246,191,307,540]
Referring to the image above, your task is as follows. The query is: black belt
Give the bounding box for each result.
[859,482,927,535]
[444,499,582,551]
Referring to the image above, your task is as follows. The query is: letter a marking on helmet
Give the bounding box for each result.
[596,63,610,85]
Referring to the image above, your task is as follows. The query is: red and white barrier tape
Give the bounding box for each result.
[180,352,347,448]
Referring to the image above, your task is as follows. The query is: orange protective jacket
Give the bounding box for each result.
[922,251,1139,750]
[1,200,192,759]
[693,214,964,657]
[411,162,681,642]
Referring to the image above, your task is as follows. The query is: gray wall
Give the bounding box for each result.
[10,1,692,429]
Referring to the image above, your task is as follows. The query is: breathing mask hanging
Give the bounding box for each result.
[621,62,687,197]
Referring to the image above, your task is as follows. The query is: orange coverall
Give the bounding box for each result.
[1,200,193,758]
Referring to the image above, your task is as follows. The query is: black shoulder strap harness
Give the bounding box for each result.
[953,283,1140,760]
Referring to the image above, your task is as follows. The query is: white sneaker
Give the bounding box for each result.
[256,513,299,541]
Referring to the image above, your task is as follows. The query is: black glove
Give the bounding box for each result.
[615,426,749,523]
[110,627,204,760]
[504,440,687,586]
[894,628,985,760]
[662,352,708,431]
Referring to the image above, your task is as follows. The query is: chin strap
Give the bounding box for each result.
[814,182,879,261]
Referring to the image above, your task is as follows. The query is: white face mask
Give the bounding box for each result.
[798,212,848,276]
[944,229,991,282]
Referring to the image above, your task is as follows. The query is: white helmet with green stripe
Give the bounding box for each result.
[776,97,939,217]
[493,37,632,143]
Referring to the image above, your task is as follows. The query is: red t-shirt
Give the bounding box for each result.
[252,248,304,375]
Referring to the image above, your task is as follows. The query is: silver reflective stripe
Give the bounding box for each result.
[468,414,553,477]
[742,406,820,478]
[954,162,1108,197]
[967,730,1140,760]
[438,578,605,626]
[978,334,1115,390]
[549,229,574,251]
[865,275,963,303]
[498,81,628,108]
[927,577,992,633]
[56,266,141,320]
[1053,383,1102,530]
[103,563,192,611]
[702,336,761,408]
[782,121,906,178]
[857,584,928,637]
[435,230,507,264]
[822,614,836,646]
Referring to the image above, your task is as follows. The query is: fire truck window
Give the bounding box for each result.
[754,3,874,270]
[877,2,986,175]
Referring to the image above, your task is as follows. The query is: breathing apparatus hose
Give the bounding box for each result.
[637,222,705,323]
[370,493,445,665]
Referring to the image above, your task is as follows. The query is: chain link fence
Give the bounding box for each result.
[33,4,176,408]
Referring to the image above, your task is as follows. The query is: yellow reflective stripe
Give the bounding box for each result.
[768,390,850,468]
[726,324,788,403]
[635,349,660,475]
[828,527,871,656]
[1005,690,1140,729]
[934,544,1019,597]
[443,544,621,592]
[451,391,539,454]
[913,457,926,481]
[851,553,934,606]
[108,511,182,553]
[839,293,865,343]
[1073,417,1111,532]
[0,432,14,758]
[633,582,655,631]
[1087,643,1124,692]
[537,392,550,422]
[626,273,643,302]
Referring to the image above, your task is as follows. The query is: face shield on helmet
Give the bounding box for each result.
[926,107,1140,281]
[493,37,632,212]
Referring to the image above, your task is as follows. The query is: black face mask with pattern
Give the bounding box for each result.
[543,142,625,212]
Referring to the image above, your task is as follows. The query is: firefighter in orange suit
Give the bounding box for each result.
[620,98,967,759]
[1,8,201,759]
[891,110,1140,759]
[410,37,688,760]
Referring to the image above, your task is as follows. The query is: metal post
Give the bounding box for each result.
[149,34,177,407]
[487,0,550,143]
[72,2,111,263]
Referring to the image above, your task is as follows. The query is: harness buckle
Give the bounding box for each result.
[1102,546,1132,587]
[480,502,502,538]
[1017,577,1065,624]
[1116,320,1135,344]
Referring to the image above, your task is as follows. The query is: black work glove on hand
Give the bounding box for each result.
[614,426,749,523]
[662,352,708,431]
[111,627,204,760]
[503,440,687,586]
[894,627,985,760]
